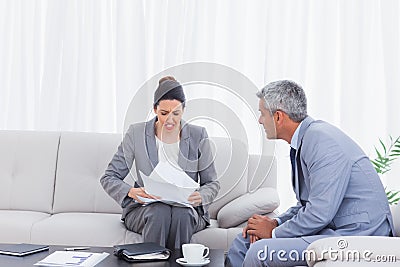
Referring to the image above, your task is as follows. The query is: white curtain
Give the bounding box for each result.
[1,0,400,210]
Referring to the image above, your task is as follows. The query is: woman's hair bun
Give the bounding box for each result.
[159,76,176,84]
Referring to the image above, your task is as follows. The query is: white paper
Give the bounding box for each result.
[122,251,170,260]
[34,251,109,267]
[140,161,199,205]
[136,195,195,209]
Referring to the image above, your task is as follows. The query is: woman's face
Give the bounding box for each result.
[154,99,184,133]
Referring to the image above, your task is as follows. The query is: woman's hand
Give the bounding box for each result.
[128,187,159,204]
[188,191,202,207]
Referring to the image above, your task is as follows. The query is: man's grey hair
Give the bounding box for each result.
[256,80,307,122]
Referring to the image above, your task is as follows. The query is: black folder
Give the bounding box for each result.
[113,242,170,262]
[0,243,49,257]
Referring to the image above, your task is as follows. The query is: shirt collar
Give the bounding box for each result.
[290,120,303,150]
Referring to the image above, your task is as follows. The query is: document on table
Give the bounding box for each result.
[0,243,49,256]
[34,251,109,267]
[139,161,199,206]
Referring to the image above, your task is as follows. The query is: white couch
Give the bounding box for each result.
[0,130,279,252]
[306,203,400,266]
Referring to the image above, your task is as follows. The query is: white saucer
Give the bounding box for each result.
[176,257,210,266]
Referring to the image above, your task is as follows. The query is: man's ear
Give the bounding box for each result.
[275,110,284,122]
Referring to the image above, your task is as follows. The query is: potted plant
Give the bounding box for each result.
[372,136,400,236]
[371,136,400,205]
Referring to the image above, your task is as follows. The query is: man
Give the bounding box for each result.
[226,80,394,266]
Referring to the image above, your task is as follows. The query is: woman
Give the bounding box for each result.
[100,76,220,249]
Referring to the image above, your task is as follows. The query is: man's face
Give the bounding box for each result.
[258,98,277,139]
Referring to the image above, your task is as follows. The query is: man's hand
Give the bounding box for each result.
[188,191,202,207]
[128,187,159,204]
[242,224,259,243]
[243,214,278,243]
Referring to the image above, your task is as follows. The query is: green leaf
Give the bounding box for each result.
[373,158,385,165]
[386,189,400,205]
[389,197,400,205]
[375,147,383,160]
[387,191,399,199]
[371,159,382,165]
[382,168,391,174]
[373,136,400,204]
[379,138,387,154]
[371,161,384,172]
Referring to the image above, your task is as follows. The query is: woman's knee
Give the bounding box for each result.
[144,202,172,223]
[171,206,196,224]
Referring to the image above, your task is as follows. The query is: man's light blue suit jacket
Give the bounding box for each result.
[275,116,394,241]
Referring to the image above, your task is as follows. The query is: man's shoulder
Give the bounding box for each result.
[305,120,343,139]
[301,120,349,153]
[302,120,331,141]
[302,120,362,157]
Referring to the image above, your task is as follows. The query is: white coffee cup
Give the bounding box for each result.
[182,243,209,263]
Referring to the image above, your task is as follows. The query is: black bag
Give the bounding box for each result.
[113,242,171,262]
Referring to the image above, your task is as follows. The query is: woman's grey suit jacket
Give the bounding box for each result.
[100,117,220,225]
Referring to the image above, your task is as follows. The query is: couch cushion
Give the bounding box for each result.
[0,210,50,243]
[217,187,280,228]
[53,132,130,214]
[0,131,59,213]
[191,226,242,252]
[247,155,277,191]
[207,138,248,219]
[390,203,400,237]
[313,262,398,267]
[307,236,400,267]
[30,213,142,247]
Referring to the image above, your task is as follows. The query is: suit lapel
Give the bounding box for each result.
[178,121,190,171]
[294,149,300,199]
[145,117,158,169]
[297,116,314,147]
[294,116,315,202]
[295,146,304,203]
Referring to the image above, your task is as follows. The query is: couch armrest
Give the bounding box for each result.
[306,236,400,266]
[216,187,279,228]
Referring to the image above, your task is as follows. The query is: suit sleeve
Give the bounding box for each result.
[197,128,220,210]
[276,202,303,223]
[100,125,136,208]
[274,135,352,238]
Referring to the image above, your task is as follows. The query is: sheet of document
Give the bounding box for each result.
[34,251,109,267]
[139,161,199,205]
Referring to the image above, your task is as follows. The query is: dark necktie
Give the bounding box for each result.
[290,147,296,185]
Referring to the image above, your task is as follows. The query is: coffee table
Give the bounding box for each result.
[0,245,225,266]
